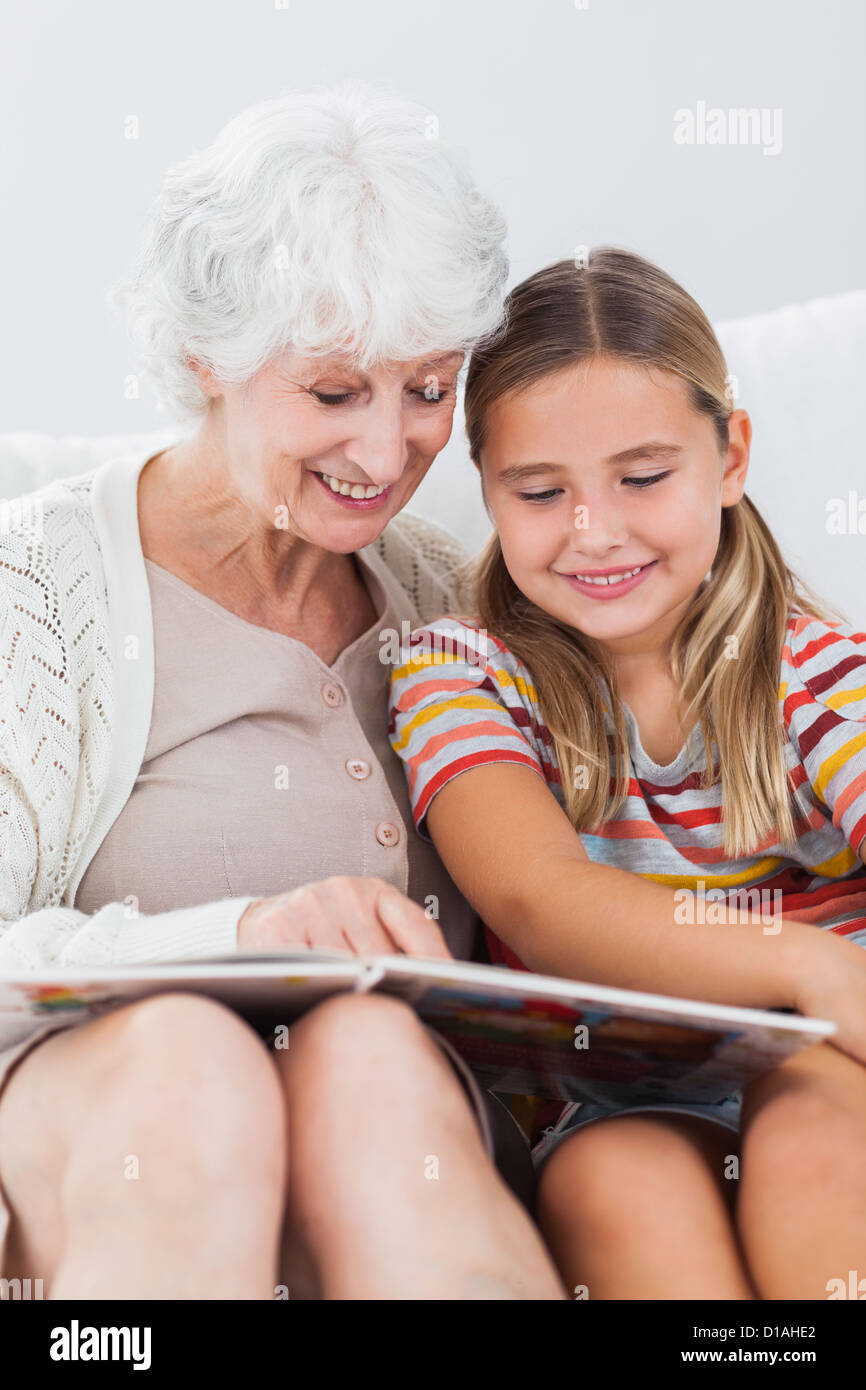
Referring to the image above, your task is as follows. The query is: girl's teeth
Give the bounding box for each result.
[575,566,644,586]
[320,472,386,499]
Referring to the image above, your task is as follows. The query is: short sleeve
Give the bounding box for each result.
[781,612,866,858]
[388,618,548,841]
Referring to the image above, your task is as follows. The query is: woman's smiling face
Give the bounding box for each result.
[479,356,752,662]
[193,347,465,553]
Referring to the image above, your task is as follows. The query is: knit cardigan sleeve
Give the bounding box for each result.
[369,509,478,621]
[0,490,254,971]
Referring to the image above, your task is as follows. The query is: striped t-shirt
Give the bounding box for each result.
[388,609,866,967]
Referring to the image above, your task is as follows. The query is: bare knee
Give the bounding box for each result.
[537,1114,734,1229]
[740,1088,858,1206]
[4,993,288,1188]
[0,994,290,1288]
[281,990,423,1049]
[102,990,273,1073]
[275,992,450,1098]
[536,1118,642,1227]
[273,993,483,1177]
[97,993,288,1167]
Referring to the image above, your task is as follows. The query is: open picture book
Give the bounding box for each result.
[0,950,835,1107]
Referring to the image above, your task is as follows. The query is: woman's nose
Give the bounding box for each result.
[344,400,411,486]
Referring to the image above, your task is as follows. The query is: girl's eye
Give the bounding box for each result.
[312,388,452,406]
[623,471,670,489]
[518,472,670,503]
[518,489,563,503]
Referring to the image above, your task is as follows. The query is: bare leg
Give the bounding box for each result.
[273,992,566,1299]
[0,993,288,1299]
[736,1040,866,1299]
[535,1112,755,1299]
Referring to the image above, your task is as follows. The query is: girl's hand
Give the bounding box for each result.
[236,875,452,960]
[789,927,866,1067]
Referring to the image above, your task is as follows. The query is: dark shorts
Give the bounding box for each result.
[529,1093,742,1170]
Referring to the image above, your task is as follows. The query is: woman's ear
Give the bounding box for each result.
[720,408,752,507]
[185,354,222,398]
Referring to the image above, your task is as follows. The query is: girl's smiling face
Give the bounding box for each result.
[479,356,752,665]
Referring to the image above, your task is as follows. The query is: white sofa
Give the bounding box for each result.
[2,289,864,625]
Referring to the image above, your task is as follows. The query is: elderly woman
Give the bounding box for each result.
[0,81,564,1299]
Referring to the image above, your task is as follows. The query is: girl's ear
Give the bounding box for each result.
[720,409,752,507]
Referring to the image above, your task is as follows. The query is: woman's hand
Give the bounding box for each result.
[237,875,452,960]
[788,927,866,1068]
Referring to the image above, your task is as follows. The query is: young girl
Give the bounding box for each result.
[388,247,866,1300]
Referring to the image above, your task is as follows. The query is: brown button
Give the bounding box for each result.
[321,681,343,707]
[346,758,371,780]
[375,821,400,847]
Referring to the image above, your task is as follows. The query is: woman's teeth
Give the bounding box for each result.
[319,471,386,499]
[573,565,646,586]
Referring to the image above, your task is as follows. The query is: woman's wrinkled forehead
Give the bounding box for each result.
[281,347,464,378]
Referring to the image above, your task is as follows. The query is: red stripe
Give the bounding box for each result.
[414,748,546,826]
[804,653,866,699]
[796,704,850,763]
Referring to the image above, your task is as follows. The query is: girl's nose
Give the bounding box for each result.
[568,501,629,553]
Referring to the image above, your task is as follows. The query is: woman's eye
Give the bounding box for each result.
[518,489,562,503]
[412,388,452,403]
[313,388,452,406]
[623,471,670,489]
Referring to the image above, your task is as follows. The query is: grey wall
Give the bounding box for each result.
[1,0,863,434]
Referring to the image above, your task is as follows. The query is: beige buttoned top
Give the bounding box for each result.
[75,549,478,959]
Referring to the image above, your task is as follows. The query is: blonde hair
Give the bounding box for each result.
[463,247,846,860]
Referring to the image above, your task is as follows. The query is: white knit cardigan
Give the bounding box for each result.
[0,444,473,983]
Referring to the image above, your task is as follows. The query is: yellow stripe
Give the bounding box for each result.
[391,652,461,682]
[491,667,538,702]
[639,856,784,889]
[827,683,866,710]
[391,651,539,704]
[391,695,513,753]
[641,846,857,887]
[813,729,866,800]
[810,844,858,877]
[779,677,866,711]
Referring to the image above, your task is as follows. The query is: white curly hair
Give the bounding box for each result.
[107,78,510,424]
